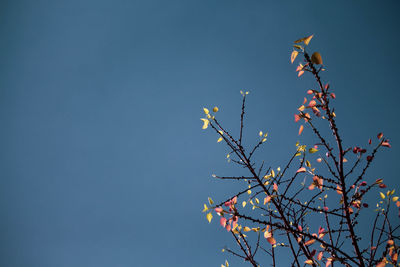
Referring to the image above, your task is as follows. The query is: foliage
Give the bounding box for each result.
[200,35,398,267]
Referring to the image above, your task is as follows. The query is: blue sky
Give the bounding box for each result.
[0,1,399,266]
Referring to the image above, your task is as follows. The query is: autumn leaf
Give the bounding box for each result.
[305,259,314,265]
[291,50,299,63]
[206,212,213,223]
[299,125,304,135]
[200,118,209,129]
[267,237,276,245]
[297,167,306,173]
[294,35,313,45]
[311,52,323,65]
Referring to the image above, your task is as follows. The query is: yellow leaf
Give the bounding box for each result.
[291,50,298,64]
[392,196,399,202]
[242,201,247,208]
[202,204,208,212]
[305,259,314,265]
[203,108,209,115]
[309,148,318,154]
[294,35,313,44]
[262,138,267,143]
[311,52,323,65]
[247,190,252,195]
[293,44,303,50]
[206,212,213,223]
[200,118,209,129]
[225,260,229,267]
[271,169,275,178]
[243,226,251,232]
[217,137,223,143]
[303,35,314,45]
[255,198,260,204]
[259,131,263,136]
[213,106,219,112]
[380,192,386,199]
[306,160,311,168]
[208,197,214,205]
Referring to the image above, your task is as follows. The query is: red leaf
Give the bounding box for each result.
[294,114,301,122]
[273,183,278,192]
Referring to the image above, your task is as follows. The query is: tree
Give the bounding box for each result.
[200,35,398,267]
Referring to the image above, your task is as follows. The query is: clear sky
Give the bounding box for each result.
[1,1,399,266]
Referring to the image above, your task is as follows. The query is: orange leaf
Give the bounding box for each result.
[304,239,316,246]
[305,259,314,265]
[267,236,276,245]
[297,167,306,173]
[317,251,323,261]
[311,52,323,65]
[309,100,316,107]
[299,125,304,135]
[294,114,301,122]
[291,50,299,63]
[264,196,271,205]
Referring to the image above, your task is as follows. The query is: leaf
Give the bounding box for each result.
[291,50,299,64]
[220,217,227,227]
[267,236,276,245]
[294,35,313,45]
[393,196,399,202]
[271,169,275,178]
[297,167,306,173]
[202,204,208,212]
[303,35,314,45]
[213,106,219,112]
[294,114,301,122]
[308,100,316,107]
[305,259,314,265]
[203,108,209,115]
[311,52,323,65]
[317,251,323,261]
[206,212,213,223]
[273,183,278,191]
[242,201,247,208]
[298,125,304,135]
[382,141,391,148]
[243,226,251,232]
[380,192,386,199]
[304,239,316,246]
[200,118,209,129]
[293,44,303,49]
[217,137,223,143]
[309,148,318,154]
[264,196,271,205]
[208,197,214,205]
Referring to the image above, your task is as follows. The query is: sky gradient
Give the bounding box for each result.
[1,1,400,266]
